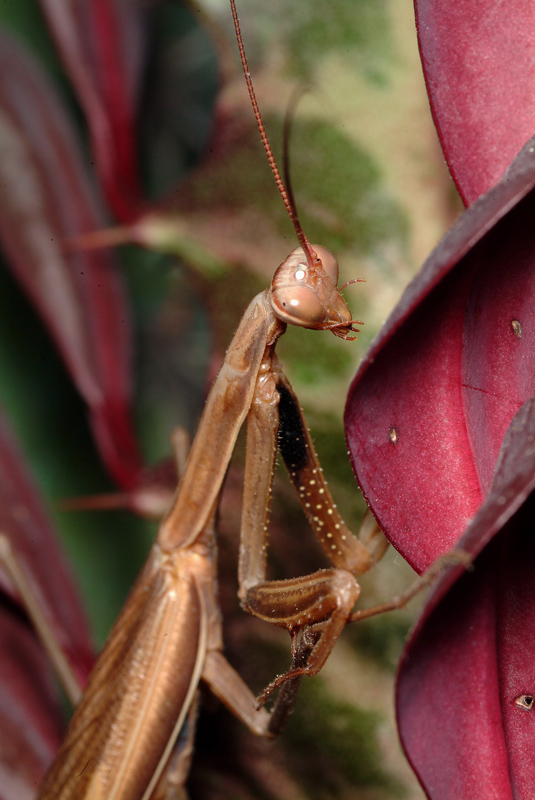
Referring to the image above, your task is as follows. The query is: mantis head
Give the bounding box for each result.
[270,245,361,340]
[229,3,362,342]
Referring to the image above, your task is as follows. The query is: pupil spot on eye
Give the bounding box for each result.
[295,269,306,280]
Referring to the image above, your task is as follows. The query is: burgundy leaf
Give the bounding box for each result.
[0,27,143,489]
[397,396,535,800]
[415,0,535,205]
[0,607,63,800]
[39,0,146,221]
[0,404,96,796]
[0,408,94,686]
[345,135,535,573]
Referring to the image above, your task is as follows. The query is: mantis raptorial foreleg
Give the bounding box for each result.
[237,349,388,708]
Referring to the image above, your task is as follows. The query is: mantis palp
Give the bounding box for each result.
[30,2,399,797]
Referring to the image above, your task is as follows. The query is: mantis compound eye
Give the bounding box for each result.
[270,244,344,329]
[314,245,339,285]
[271,284,325,326]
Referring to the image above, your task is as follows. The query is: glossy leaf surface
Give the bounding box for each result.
[415,0,535,205]
[397,397,535,800]
[39,0,146,221]
[0,27,143,489]
[345,135,535,573]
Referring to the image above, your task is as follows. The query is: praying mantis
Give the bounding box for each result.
[15,1,453,798]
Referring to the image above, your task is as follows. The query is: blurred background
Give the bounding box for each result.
[0,0,461,797]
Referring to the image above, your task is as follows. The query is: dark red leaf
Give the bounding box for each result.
[0,403,97,796]
[0,607,63,800]
[345,135,535,573]
[0,408,94,685]
[0,28,143,488]
[397,396,535,800]
[415,0,535,205]
[39,0,146,221]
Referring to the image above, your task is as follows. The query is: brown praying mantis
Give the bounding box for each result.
[7,1,465,797]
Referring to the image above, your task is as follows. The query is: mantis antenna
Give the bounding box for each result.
[229,0,319,271]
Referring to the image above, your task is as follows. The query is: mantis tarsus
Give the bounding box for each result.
[6,1,455,797]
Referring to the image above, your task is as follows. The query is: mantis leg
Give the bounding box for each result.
[149,696,199,800]
[150,648,275,799]
[147,562,275,798]
[237,361,379,709]
[347,549,472,623]
[273,365,389,573]
[202,651,271,736]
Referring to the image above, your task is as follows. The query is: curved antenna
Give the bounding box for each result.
[229,0,317,270]
[282,86,308,232]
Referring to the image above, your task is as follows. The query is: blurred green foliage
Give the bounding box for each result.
[290,678,403,798]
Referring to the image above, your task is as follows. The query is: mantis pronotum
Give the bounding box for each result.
[30,2,400,798]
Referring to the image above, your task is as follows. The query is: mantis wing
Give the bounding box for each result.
[37,544,208,800]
